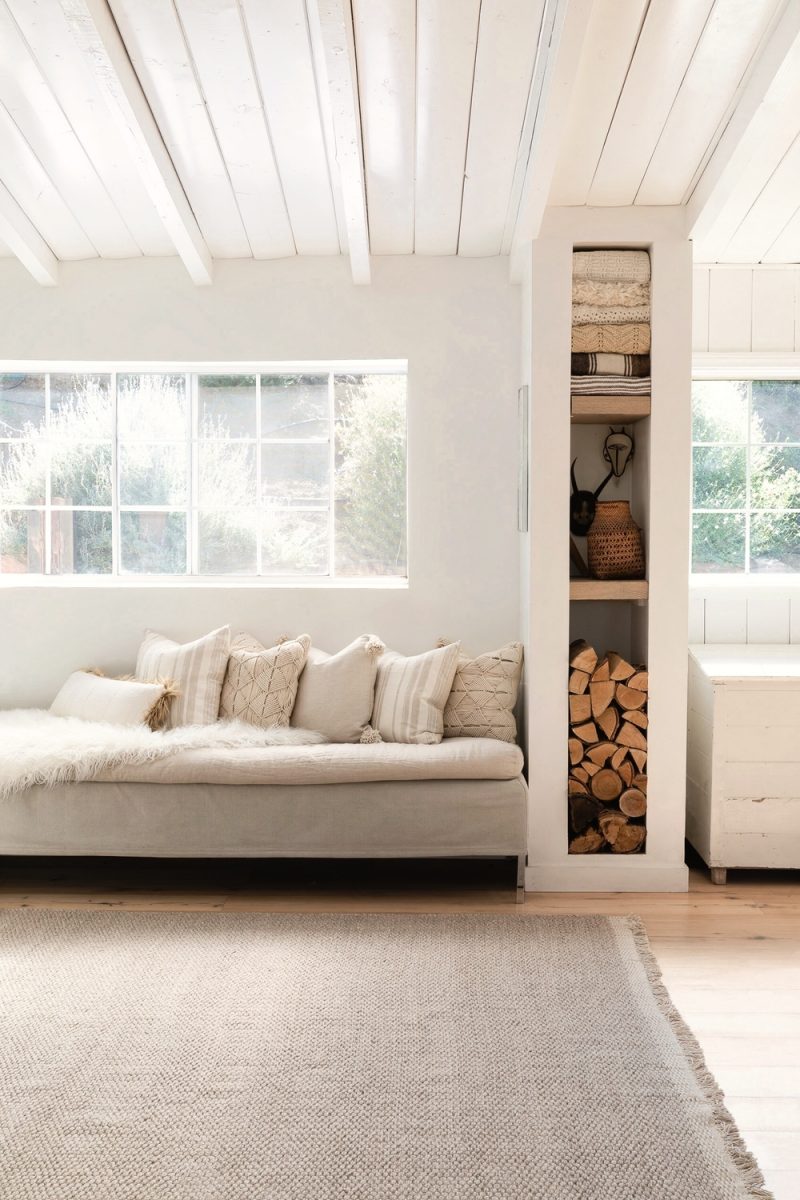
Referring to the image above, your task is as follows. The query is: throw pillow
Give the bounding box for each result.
[371,642,461,745]
[50,671,177,730]
[442,642,523,742]
[291,635,384,743]
[135,626,231,727]
[219,634,311,728]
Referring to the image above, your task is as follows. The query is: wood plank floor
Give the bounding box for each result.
[1,854,798,1199]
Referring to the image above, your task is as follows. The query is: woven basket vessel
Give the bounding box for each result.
[587,501,645,580]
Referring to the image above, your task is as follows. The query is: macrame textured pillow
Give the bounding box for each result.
[442,642,523,742]
[219,634,310,729]
[136,626,231,728]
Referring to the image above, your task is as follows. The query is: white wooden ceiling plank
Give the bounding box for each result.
[637,0,781,206]
[588,0,717,206]
[0,179,58,284]
[549,0,648,207]
[0,103,95,260]
[240,0,340,256]
[0,2,138,258]
[310,0,370,282]
[415,0,481,255]
[352,0,415,255]
[4,0,172,256]
[174,0,294,260]
[763,207,800,263]
[108,0,250,259]
[723,133,800,262]
[458,0,546,257]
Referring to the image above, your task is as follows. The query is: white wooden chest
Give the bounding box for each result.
[687,644,800,884]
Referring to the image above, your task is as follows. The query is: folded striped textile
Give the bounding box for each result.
[570,376,651,395]
[571,323,651,354]
[573,304,650,326]
[572,250,650,284]
[571,353,650,378]
[572,279,649,307]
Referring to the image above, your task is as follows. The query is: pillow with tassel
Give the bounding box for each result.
[291,635,385,743]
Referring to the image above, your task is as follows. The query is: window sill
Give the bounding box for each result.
[0,576,409,590]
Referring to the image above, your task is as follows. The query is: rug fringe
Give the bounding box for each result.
[625,915,775,1200]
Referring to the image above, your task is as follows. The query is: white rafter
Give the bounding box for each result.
[0,179,58,286]
[308,0,370,284]
[58,0,213,285]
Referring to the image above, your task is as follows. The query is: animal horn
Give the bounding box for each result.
[594,467,614,499]
[571,459,579,494]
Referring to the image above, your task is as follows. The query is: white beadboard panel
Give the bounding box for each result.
[751,268,797,350]
[703,593,748,643]
[788,595,800,643]
[707,267,752,350]
[353,0,415,255]
[688,592,706,643]
[692,267,710,351]
[746,593,791,643]
[414,0,481,255]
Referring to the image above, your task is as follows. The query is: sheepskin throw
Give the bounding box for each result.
[572,249,651,283]
[443,642,523,742]
[136,626,231,727]
[572,279,649,307]
[219,633,311,729]
[571,322,651,354]
[292,635,384,743]
[571,353,650,378]
[0,710,324,800]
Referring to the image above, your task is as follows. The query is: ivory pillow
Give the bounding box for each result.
[136,626,231,727]
[443,642,523,742]
[50,671,176,729]
[219,634,311,728]
[291,635,384,743]
[371,642,461,745]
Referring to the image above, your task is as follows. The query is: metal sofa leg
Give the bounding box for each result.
[516,854,526,904]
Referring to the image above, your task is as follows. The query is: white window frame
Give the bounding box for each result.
[0,359,408,589]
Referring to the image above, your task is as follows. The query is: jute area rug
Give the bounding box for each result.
[0,911,770,1200]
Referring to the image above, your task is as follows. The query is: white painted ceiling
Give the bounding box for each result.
[0,0,799,285]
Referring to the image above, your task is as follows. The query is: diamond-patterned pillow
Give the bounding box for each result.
[442,642,523,742]
[219,634,311,728]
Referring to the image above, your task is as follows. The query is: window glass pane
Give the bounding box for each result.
[262,443,329,505]
[334,373,407,576]
[117,374,187,440]
[51,443,112,506]
[751,381,800,443]
[0,374,45,437]
[198,511,257,575]
[750,445,800,509]
[51,509,112,575]
[261,374,328,438]
[261,509,328,575]
[50,374,112,438]
[119,444,188,506]
[692,446,746,509]
[0,442,46,505]
[692,513,745,574]
[750,513,800,573]
[0,509,44,573]
[120,511,187,574]
[692,380,748,442]
[198,375,256,438]
[198,442,257,507]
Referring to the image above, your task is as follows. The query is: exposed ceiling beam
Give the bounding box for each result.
[0,180,58,286]
[685,0,800,247]
[309,0,371,284]
[505,0,593,279]
[58,0,213,285]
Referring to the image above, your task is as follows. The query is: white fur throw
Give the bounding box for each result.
[0,710,325,799]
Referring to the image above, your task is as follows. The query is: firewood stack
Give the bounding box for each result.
[568,639,647,854]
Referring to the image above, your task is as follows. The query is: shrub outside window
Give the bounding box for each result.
[692,379,800,574]
[0,367,407,580]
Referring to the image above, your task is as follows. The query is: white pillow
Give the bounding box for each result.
[371,643,461,745]
[136,626,231,727]
[291,635,384,743]
[50,671,175,729]
[219,634,311,728]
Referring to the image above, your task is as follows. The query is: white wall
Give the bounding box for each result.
[0,256,520,707]
[691,264,800,646]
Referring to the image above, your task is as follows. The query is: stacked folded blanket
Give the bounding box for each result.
[571,250,651,395]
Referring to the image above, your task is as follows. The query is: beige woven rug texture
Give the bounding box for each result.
[0,911,770,1200]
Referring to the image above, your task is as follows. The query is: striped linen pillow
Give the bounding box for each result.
[371,642,461,745]
[135,626,231,727]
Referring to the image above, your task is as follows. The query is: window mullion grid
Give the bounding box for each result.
[189,372,198,576]
[111,371,120,577]
[44,373,51,575]
[328,371,335,579]
[744,383,752,574]
[256,374,263,577]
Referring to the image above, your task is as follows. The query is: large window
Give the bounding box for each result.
[0,368,407,580]
[692,379,800,574]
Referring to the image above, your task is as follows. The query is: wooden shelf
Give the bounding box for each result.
[571,396,651,424]
[570,579,648,601]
